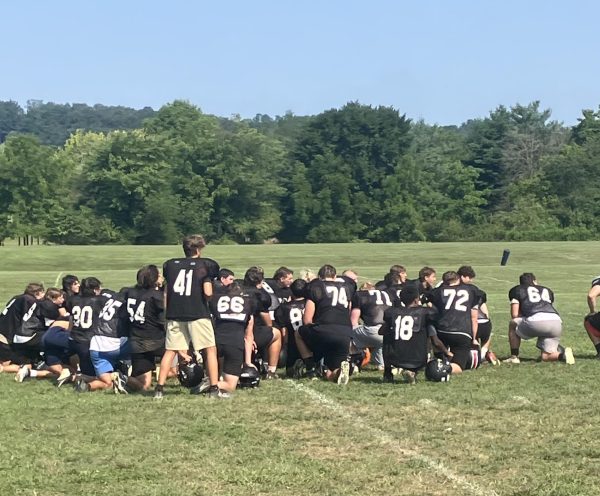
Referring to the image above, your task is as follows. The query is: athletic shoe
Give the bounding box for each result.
[564,347,575,365]
[292,359,306,379]
[217,389,231,399]
[485,351,500,366]
[382,373,394,384]
[112,372,128,394]
[153,388,164,400]
[337,360,350,385]
[503,356,521,364]
[401,369,416,385]
[56,369,73,388]
[15,366,29,383]
[391,367,403,377]
[265,371,280,380]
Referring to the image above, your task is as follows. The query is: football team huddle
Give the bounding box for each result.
[2,234,594,399]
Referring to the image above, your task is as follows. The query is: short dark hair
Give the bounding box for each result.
[45,287,63,301]
[273,266,293,281]
[182,234,206,257]
[389,265,406,274]
[136,264,160,289]
[400,286,420,306]
[290,279,307,298]
[219,268,235,279]
[244,266,264,286]
[318,264,336,279]
[419,266,436,281]
[80,277,102,297]
[457,265,476,279]
[61,275,79,293]
[24,283,44,296]
[519,273,536,286]
[442,271,460,284]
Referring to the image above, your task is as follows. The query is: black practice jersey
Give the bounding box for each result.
[262,279,292,307]
[508,284,558,317]
[122,286,165,352]
[163,257,219,321]
[0,294,36,342]
[17,299,61,338]
[306,279,356,326]
[351,289,392,326]
[274,299,305,332]
[243,286,272,326]
[429,283,480,338]
[68,291,125,343]
[382,306,437,369]
[210,287,255,347]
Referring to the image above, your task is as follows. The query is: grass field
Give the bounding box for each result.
[1,241,599,496]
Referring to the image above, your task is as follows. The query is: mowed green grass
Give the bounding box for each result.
[1,241,600,496]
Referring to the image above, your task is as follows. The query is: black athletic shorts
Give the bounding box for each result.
[477,321,492,344]
[131,348,164,377]
[11,334,44,365]
[298,324,351,371]
[286,329,301,369]
[585,313,600,336]
[254,325,274,357]
[450,347,480,371]
[217,343,244,377]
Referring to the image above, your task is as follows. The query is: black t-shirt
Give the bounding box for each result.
[382,306,437,370]
[508,284,558,317]
[94,291,127,339]
[306,278,356,327]
[262,278,292,308]
[17,299,61,338]
[163,257,219,321]
[351,289,392,326]
[210,286,255,348]
[274,299,305,332]
[122,286,165,352]
[429,283,480,337]
[0,294,36,342]
[243,286,272,326]
[68,294,108,344]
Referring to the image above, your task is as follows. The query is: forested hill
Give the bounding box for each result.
[0,99,599,245]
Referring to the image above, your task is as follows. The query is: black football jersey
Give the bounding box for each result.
[384,283,405,307]
[351,289,392,326]
[508,284,558,317]
[243,286,272,325]
[94,292,127,339]
[274,299,305,332]
[382,306,437,369]
[16,299,61,338]
[0,294,36,342]
[429,283,480,340]
[121,286,165,351]
[306,279,355,326]
[210,287,255,347]
[68,294,107,344]
[263,278,292,305]
[163,257,219,321]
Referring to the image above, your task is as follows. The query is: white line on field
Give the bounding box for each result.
[290,381,498,496]
[486,276,513,284]
[54,272,63,287]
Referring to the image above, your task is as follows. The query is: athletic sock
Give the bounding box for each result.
[29,369,38,378]
[267,366,277,373]
[510,348,520,357]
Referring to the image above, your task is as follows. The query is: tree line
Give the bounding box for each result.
[0,99,599,245]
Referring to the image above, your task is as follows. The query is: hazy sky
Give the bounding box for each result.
[2,0,599,125]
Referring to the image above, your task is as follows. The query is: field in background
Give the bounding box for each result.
[1,242,599,496]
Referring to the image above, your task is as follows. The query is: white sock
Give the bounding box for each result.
[29,369,38,377]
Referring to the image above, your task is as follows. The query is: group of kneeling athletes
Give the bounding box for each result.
[3,234,596,399]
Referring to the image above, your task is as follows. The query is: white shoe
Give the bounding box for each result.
[15,366,29,382]
[503,356,520,364]
[56,369,73,388]
[112,372,128,394]
[564,347,575,365]
[337,360,350,385]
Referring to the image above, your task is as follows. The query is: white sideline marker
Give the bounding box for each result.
[290,381,498,496]
[54,272,63,288]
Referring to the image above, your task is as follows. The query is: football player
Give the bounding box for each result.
[583,275,600,358]
[295,264,356,384]
[428,271,480,374]
[350,281,391,371]
[375,265,408,291]
[380,285,449,383]
[155,234,222,399]
[457,266,499,365]
[505,273,574,364]
[210,282,255,394]
[0,283,45,375]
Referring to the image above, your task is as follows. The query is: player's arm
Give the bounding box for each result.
[587,285,600,314]
[510,302,520,319]
[350,307,361,327]
[244,316,255,365]
[430,335,453,358]
[303,299,315,325]
[203,281,213,299]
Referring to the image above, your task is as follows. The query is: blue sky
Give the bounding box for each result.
[2,0,599,125]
